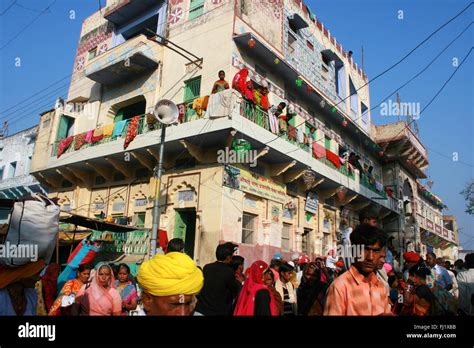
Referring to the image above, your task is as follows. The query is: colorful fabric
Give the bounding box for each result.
[278,118,288,134]
[115,280,137,316]
[324,266,391,315]
[244,81,255,102]
[403,251,421,263]
[0,260,45,289]
[48,279,84,316]
[232,68,248,95]
[312,142,326,159]
[123,116,140,150]
[85,130,94,143]
[77,263,121,316]
[35,281,47,316]
[325,149,341,169]
[112,120,127,139]
[137,252,203,297]
[260,95,270,110]
[192,97,207,117]
[234,261,279,316]
[91,127,104,143]
[103,124,114,137]
[375,181,384,192]
[57,137,73,158]
[67,239,101,268]
[74,133,87,151]
[254,90,262,105]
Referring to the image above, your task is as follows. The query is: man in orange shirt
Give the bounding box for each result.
[324,224,392,316]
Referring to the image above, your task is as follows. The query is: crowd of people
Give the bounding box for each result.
[1,214,472,316]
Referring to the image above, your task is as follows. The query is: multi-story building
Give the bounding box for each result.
[0,126,48,223]
[416,183,458,260]
[442,215,459,261]
[30,0,405,266]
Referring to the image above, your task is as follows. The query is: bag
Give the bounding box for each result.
[0,194,59,267]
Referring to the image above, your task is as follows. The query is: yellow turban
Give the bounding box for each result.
[137,252,203,297]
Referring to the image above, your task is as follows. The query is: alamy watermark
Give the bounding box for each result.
[380,99,420,119]
[0,242,38,262]
[217,147,258,167]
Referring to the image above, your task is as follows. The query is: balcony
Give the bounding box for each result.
[103,0,161,26]
[0,175,47,199]
[376,122,429,178]
[84,34,160,85]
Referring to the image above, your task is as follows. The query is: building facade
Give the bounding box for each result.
[31,0,416,267]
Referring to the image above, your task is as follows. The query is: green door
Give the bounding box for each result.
[56,116,69,141]
[173,209,196,258]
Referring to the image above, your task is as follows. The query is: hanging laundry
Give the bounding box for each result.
[303,133,309,145]
[339,156,346,165]
[325,149,341,169]
[112,119,128,139]
[103,123,114,137]
[91,127,104,143]
[192,97,207,118]
[85,129,94,143]
[268,112,279,134]
[57,137,73,158]
[123,116,140,149]
[375,181,384,192]
[73,132,87,151]
[288,125,297,141]
[312,142,326,159]
[297,127,304,144]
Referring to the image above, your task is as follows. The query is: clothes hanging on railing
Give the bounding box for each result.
[74,132,87,151]
[112,120,127,139]
[124,116,140,149]
[312,142,326,159]
[297,127,304,144]
[85,129,94,143]
[91,127,104,143]
[325,149,341,169]
[103,123,114,137]
[57,137,73,158]
[375,181,384,192]
[268,112,279,134]
[288,125,297,141]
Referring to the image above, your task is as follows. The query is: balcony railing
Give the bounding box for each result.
[239,99,387,198]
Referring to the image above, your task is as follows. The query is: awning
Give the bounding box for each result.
[59,212,146,233]
[288,13,309,30]
[321,49,343,65]
[104,0,161,26]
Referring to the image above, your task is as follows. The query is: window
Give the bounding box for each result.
[93,201,105,210]
[42,119,50,129]
[178,190,194,202]
[0,166,4,180]
[112,201,125,212]
[349,78,358,118]
[114,100,146,122]
[306,40,314,51]
[189,0,204,20]
[133,212,146,228]
[361,102,369,128]
[183,76,201,103]
[88,47,97,60]
[288,32,297,53]
[242,212,256,244]
[134,198,147,207]
[281,223,291,250]
[324,136,331,150]
[302,229,311,254]
[8,162,17,178]
[335,64,346,98]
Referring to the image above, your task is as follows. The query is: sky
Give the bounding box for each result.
[0,0,472,249]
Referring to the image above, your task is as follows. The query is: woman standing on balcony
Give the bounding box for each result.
[211,70,230,94]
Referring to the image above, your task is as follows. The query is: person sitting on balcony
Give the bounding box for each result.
[211,70,230,94]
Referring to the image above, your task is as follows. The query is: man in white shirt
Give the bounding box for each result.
[457,253,474,315]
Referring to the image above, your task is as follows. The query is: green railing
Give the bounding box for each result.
[318,157,356,180]
[360,173,387,198]
[240,100,270,131]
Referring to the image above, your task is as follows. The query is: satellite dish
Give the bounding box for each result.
[153,99,179,125]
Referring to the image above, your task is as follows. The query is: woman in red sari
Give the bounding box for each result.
[234,260,279,316]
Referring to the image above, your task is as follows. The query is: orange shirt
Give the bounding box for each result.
[324,265,391,316]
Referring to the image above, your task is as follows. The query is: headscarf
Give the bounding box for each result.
[80,263,118,315]
[0,260,46,289]
[404,251,421,264]
[40,263,60,311]
[137,252,203,297]
[297,262,329,316]
[234,261,278,316]
[244,81,255,101]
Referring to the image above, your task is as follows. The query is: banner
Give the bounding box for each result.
[224,165,287,203]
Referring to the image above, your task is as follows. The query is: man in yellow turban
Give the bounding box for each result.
[137,252,203,316]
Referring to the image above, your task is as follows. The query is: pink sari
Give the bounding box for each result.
[77,263,122,316]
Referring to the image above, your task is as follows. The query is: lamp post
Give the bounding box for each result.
[149,100,179,258]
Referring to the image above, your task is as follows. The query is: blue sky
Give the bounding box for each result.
[0,0,472,250]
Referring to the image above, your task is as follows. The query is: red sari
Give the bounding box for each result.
[234,261,279,316]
